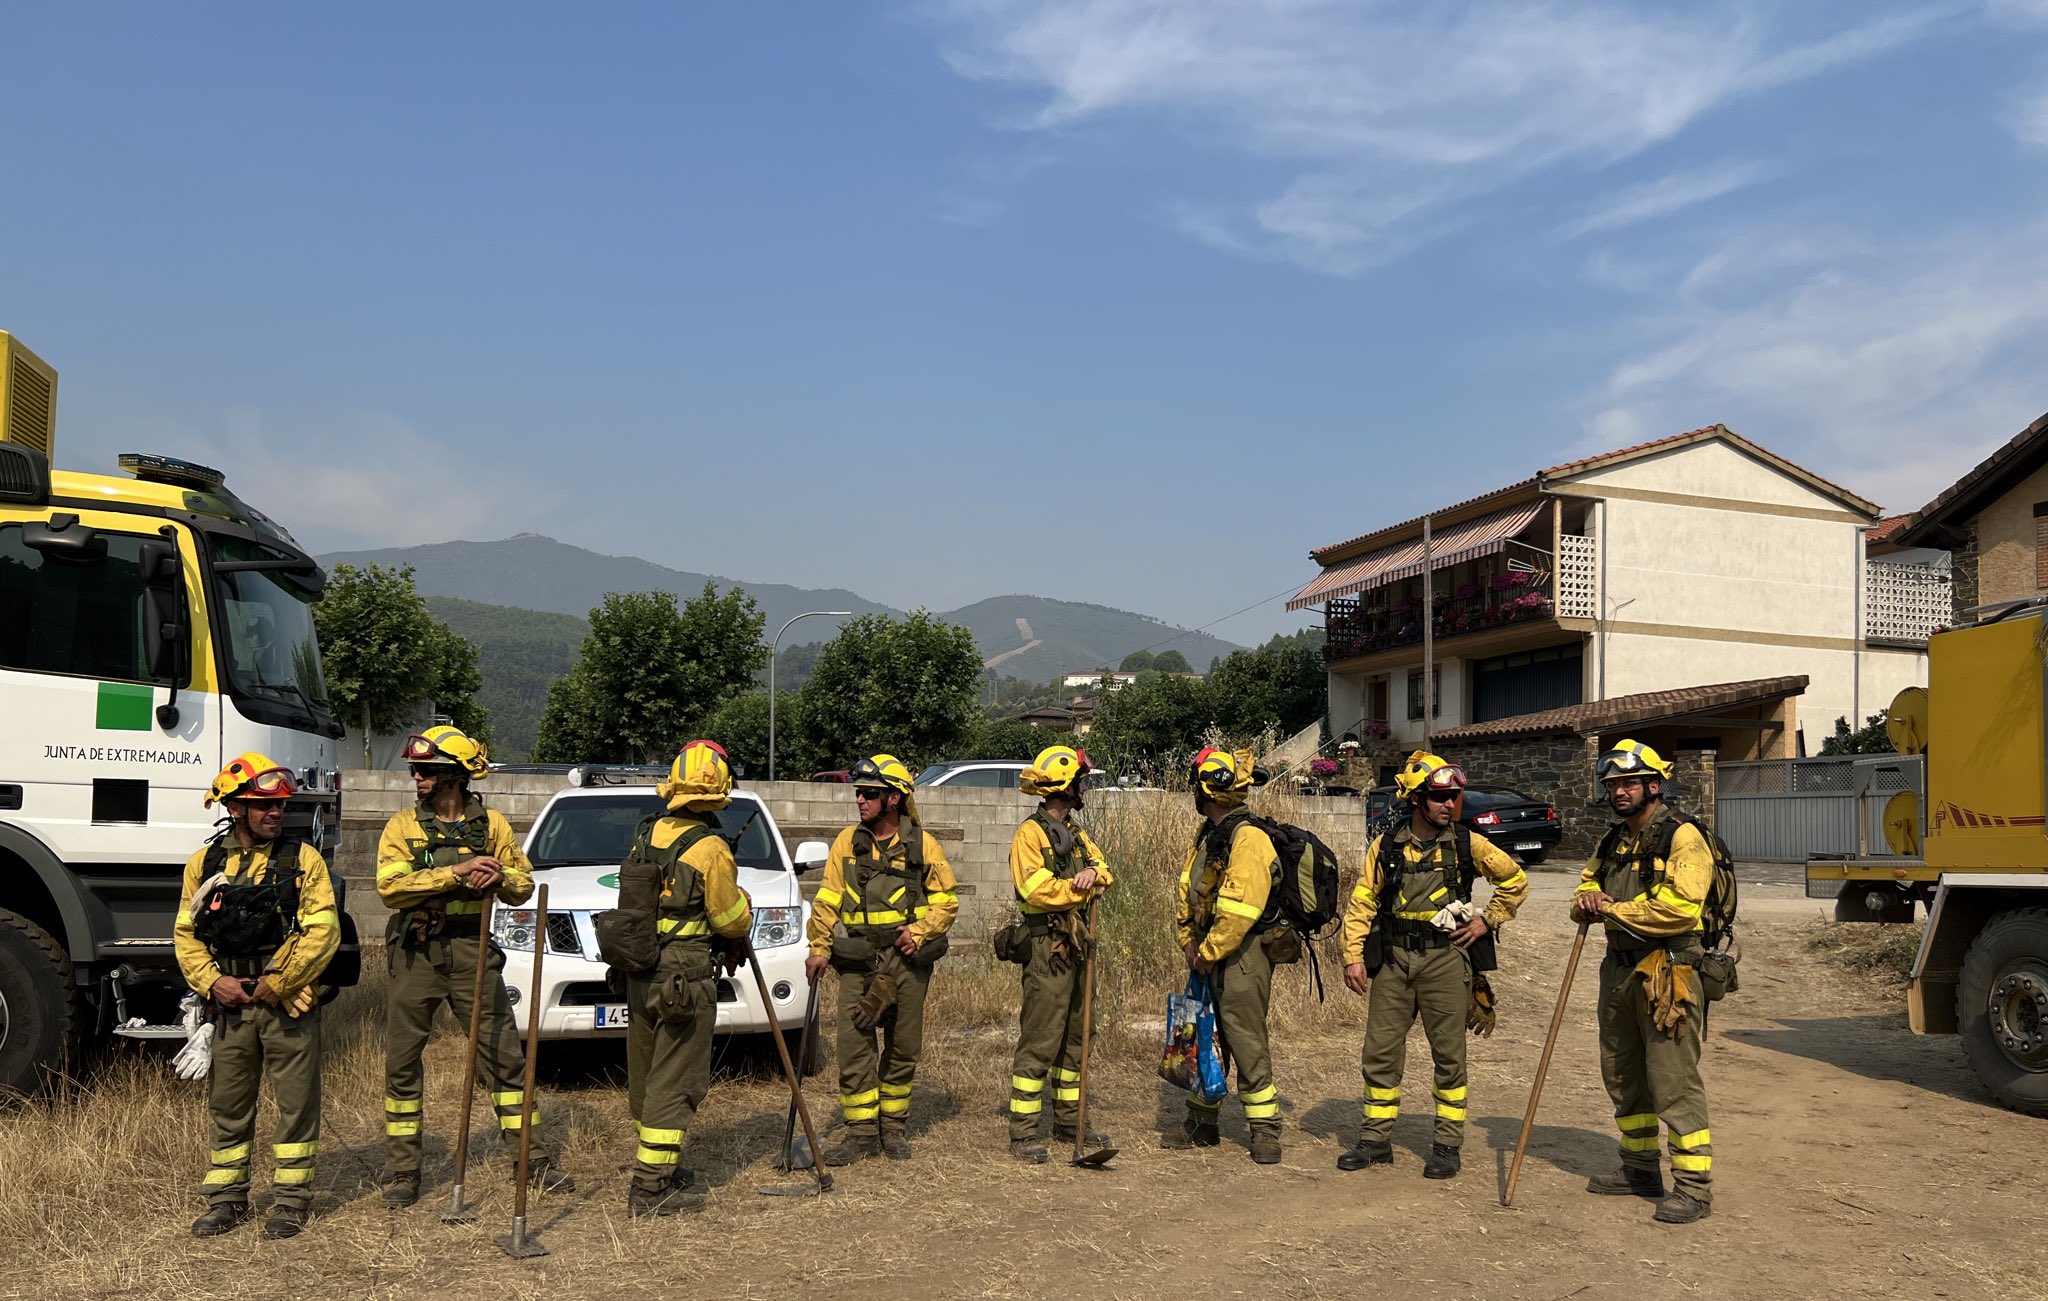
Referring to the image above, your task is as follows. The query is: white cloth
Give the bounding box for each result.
[1428,899,1477,932]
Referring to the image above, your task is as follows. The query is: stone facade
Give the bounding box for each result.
[1433,734,1603,859]
[1949,520,1980,623]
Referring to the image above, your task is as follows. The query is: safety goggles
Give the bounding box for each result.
[402,735,448,763]
[409,762,458,779]
[242,768,296,799]
[854,787,890,803]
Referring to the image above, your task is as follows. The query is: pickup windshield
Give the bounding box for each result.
[528,794,786,871]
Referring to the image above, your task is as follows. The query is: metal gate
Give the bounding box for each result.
[1715,755,1924,863]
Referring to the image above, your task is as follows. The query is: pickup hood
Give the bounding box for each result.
[527,862,803,911]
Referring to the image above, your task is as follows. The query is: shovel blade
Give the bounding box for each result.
[781,1134,815,1171]
[758,1182,822,1197]
[1072,1146,1119,1168]
[495,1235,549,1259]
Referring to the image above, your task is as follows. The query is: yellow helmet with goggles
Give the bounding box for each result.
[1022,745,1091,799]
[207,752,297,807]
[658,739,734,812]
[1393,750,1467,802]
[1595,739,1672,783]
[403,725,490,781]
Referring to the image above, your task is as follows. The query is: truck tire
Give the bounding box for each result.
[1955,906,2048,1117]
[0,910,78,1098]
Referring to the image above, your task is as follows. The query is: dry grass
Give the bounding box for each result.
[0,796,1378,1300]
[1802,915,1924,985]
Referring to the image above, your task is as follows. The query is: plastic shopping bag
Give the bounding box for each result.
[1158,974,1229,1103]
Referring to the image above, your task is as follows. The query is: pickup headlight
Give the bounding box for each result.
[492,908,538,952]
[751,906,803,949]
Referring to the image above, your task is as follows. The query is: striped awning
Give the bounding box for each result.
[1287,500,1546,610]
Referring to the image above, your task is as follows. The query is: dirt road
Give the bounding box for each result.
[6,905,2040,1301]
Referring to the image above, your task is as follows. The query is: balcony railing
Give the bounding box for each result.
[1324,574,1556,662]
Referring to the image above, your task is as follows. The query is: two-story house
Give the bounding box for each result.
[1290,426,1943,772]
[1893,410,2048,619]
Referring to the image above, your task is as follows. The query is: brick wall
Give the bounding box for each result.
[338,773,1377,938]
[1950,520,1980,622]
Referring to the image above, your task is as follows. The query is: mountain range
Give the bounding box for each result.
[319,535,1242,756]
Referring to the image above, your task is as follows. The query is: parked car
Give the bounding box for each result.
[1363,783,1562,865]
[501,778,830,1067]
[809,770,850,783]
[915,759,1029,788]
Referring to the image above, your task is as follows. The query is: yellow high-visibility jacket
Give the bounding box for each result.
[1009,814,1113,914]
[1176,812,1274,964]
[647,814,753,941]
[1340,822,1529,965]
[375,799,534,916]
[806,823,959,954]
[174,838,341,1000]
[1574,809,1712,940]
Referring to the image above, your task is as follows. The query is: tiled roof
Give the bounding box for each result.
[1867,514,1913,544]
[1306,425,1877,566]
[1894,409,2048,548]
[1432,675,1808,743]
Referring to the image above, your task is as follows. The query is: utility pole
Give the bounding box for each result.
[1422,514,1434,747]
[769,610,851,781]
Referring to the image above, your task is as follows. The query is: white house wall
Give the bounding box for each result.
[1601,499,1860,641]
[1570,439,1853,512]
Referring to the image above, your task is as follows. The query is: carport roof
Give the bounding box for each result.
[1432,675,1808,743]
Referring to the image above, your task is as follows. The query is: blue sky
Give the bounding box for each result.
[6,2,2047,646]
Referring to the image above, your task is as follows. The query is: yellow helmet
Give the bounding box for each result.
[403,725,490,780]
[658,739,734,812]
[1393,750,1466,802]
[207,752,297,807]
[1596,739,1672,783]
[848,753,920,822]
[1190,747,1261,806]
[1022,744,1091,798]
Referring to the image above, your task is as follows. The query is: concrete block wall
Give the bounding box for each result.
[336,772,1379,937]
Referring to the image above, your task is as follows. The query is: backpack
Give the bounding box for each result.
[201,833,362,999]
[1244,814,1342,938]
[1595,810,1740,1001]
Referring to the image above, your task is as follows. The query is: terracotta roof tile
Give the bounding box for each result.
[1895,409,2048,548]
[1432,675,1808,743]
[1867,514,1913,544]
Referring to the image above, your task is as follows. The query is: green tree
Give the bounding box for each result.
[422,621,490,742]
[1151,648,1191,674]
[971,717,1072,761]
[1088,673,1218,773]
[790,611,983,772]
[1118,649,1155,672]
[698,690,796,778]
[1208,634,1327,737]
[314,563,446,766]
[1821,711,1894,755]
[532,583,769,763]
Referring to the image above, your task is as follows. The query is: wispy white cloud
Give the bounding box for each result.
[2008,86,2048,146]
[1587,223,2048,512]
[927,2,1949,273]
[1565,160,1772,238]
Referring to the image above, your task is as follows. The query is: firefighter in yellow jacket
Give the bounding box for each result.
[175,754,341,1240]
[803,754,959,1164]
[1005,745,1114,1163]
[375,725,572,1208]
[1166,747,1283,1164]
[1573,739,1715,1224]
[1338,752,1528,1179]
[622,740,754,1216]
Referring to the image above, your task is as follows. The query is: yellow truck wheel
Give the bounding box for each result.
[1956,907,2048,1117]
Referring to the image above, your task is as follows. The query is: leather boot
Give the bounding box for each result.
[880,1129,913,1161]
[1587,1167,1666,1199]
[1158,1118,1221,1150]
[524,1156,576,1194]
[381,1173,420,1210]
[189,1202,252,1237]
[1009,1139,1049,1164]
[1653,1190,1712,1224]
[1423,1143,1461,1180]
[1054,1124,1112,1149]
[1249,1129,1283,1165]
[260,1204,309,1240]
[1337,1139,1393,1171]
[822,1131,881,1166]
[629,1178,706,1218]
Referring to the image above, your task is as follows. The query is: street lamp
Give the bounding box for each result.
[769,610,851,781]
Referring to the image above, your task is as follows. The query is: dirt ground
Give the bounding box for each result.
[4,893,2042,1301]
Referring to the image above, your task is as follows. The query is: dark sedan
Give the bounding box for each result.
[1365,783,1562,865]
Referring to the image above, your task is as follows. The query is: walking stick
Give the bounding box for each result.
[497,884,549,1258]
[1071,897,1116,1168]
[779,977,822,1171]
[751,953,834,1196]
[442,894,496,1224]
[1502,920,1590,1208]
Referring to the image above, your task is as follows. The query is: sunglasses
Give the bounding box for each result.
[410,763,457,778]
[1422,789,1461,804]
[854,787,890,802]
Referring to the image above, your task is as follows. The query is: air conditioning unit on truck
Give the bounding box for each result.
[0,331,349,1094]
[1807,609,2048,1116]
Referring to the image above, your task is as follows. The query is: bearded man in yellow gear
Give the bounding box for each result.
[1164,748,1284,1163]
[803,754,959,1164]
[375,724,572,1208]
[1003,745,1114,1163]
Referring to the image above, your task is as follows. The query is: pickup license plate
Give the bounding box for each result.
[1513,841,1543,852]
[593,1004,630,1029]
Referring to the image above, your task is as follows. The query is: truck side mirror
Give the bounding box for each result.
[139,534,187,729]
[23,513,104,561]
[792,841,830,874]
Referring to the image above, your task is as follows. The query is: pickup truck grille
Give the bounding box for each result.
[546,913,583,956]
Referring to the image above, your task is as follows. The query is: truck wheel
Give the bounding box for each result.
[0,910,78,1098]
[1956,906,2048,1117]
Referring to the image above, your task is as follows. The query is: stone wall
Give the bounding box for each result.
[1434,734,1604,859]
[1950,519,1981,623]
[335,773,1376,938]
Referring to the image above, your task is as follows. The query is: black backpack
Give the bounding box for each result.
[200,832,362,998]
[1594,810,1739,951]
[1244,814,1342,937]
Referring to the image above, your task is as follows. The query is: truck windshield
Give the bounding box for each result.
[210,538,334,726]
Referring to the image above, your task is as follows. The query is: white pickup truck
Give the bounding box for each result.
[499,777,828,1068]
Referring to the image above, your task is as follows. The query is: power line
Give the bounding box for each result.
[1124,581,1310,660]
